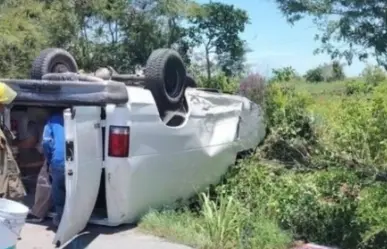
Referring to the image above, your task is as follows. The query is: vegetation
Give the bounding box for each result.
[304,61,345,83]
[2,0,387,249]
[274,0,387,70]
[271,66,297,82]
[139,66,387,249]
[0,0,249,83]
[188,2,249,81]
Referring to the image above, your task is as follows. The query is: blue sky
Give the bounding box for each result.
[196,0,376,77]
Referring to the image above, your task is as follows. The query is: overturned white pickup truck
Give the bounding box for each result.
[2,48,266,247]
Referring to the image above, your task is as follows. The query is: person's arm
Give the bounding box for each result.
[41,122,53,163]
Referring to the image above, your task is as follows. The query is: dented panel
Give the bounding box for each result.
[104,87,266,225]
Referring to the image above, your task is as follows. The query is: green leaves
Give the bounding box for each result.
[274,0,387,69]
[188,2,249,79]
[0,0,197,75]
[271,67,297,82]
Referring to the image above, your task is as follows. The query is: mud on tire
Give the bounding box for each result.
[145,49,186,115]
[31,48,78,80]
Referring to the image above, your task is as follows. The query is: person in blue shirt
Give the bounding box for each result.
[41,108,65,227]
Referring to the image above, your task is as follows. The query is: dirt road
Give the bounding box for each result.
[18,221,192,249]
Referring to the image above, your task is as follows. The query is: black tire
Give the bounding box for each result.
[145,49,186,106]
[185,75,197,88]
[31,48,78,80]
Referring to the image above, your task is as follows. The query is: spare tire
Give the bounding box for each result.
[31,48,78,80]
[145,49,186,107]
[185,75,197,88]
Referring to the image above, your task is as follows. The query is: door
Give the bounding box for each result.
[53,106,103,247]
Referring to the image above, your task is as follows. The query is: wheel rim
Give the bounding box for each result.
[51,63,69,73]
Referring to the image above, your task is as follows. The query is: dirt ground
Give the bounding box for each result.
[18,221,192,249]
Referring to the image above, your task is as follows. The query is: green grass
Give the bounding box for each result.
[139,193,292,249]
[283,79,348,95]
[139,210,212,248]
[139,211,292,249]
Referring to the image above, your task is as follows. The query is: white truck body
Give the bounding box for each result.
[6,84,266,246]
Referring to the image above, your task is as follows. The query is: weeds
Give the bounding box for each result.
[199,193,241,248]
[139,191,292,249]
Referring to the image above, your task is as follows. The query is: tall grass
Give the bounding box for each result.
[139,190,292,249]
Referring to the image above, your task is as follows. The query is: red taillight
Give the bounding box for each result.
[108,126,130,157]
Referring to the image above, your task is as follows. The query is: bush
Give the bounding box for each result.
[331,61,345,81]
[305,67,324,82]
[361,65,386,85]
[198,73,239,93]
[238,72,266,105]
[328,83,387,169]
[357,183,387,248]
[345,80,373,95]
[223,157,387,249]
[271,66,297,82]
[305,62,346,83]
[260,83,320,166]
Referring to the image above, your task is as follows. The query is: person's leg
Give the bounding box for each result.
[50,167,65,226]
[27,162,51,223]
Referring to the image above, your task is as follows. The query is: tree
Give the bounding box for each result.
[304,67,324,83]
[331,61,345,81]
[0,0,48,77]
[0,0,250,79]
[274,0,387,69]
[361,65,386,85]
[188,2,249,81]
[304,61,345,83]
[271,66,297,82]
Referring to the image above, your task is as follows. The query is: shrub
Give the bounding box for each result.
[238,72,266,105]
[271,66,297,82]
[260,83,320,166]
[305,62,346,83]
[198,73,240,93]
[361,65,386,85]
[224,158,387,249]
[357,183,387,248]
[305,67,324,82]
[328,83,387,169]
[331,61,345,81]
[224,159,364,248]
[344,80,373,95]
